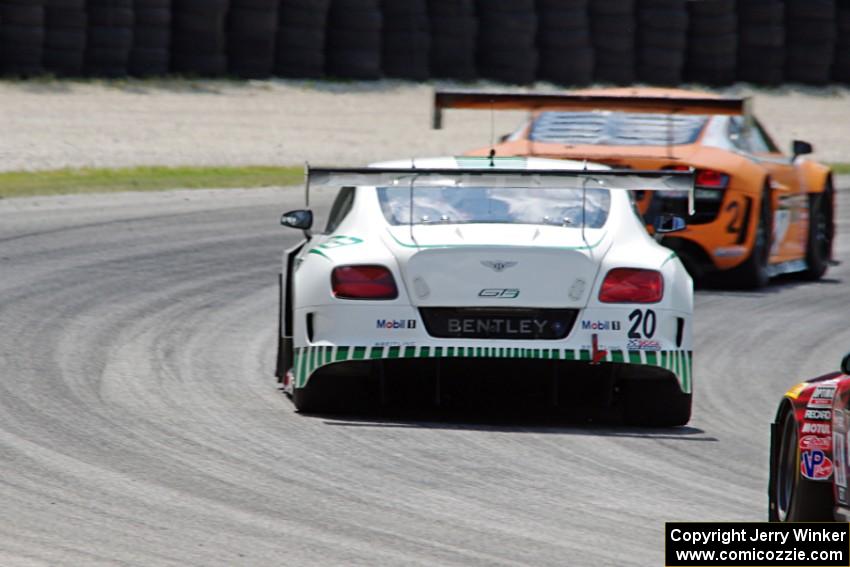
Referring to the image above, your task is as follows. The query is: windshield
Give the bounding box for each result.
[377,186,611,228]
[530,111,709,146]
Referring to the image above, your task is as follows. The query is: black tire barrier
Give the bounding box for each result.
[0,0,849,86]
[784,0,835,85]
[85,0,133,77]
[276,0,329,78]
[834,4,850,83]
[326,0,382,79]
[685,0,737,86]
[591,0,636,85]
[171,0,227,76]
[428,0,476,80]
[381,0,429,80]
[737,0,785,85]
[44,0,86,76]
[476,0,537,84]
[1,0,46,76]
[130,0,170,76]
[637,0,688,85]
[227,0,277,78]
[536,0,593,86]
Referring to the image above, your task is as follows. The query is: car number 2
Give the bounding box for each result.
[628,309,656,339]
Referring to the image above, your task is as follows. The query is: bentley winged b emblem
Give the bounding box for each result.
[481,260,518,272]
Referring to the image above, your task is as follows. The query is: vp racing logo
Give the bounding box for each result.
[480,260,518,272]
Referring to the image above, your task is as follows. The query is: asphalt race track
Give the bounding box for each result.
[0,183,847,566]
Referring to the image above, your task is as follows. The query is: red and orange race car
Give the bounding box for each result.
[433,88,835,288]
[769,352,850,521]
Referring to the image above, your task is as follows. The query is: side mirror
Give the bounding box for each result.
[792,140,813,159]
[654,213,686,234]
[842,352,850,375]
[280,209,313,230]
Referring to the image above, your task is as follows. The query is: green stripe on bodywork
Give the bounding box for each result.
[293,344,693,392]
[307,249,330,260]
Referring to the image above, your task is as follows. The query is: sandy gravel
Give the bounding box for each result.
[0,79,849,172]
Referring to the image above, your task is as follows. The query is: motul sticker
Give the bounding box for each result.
[808,384,837,408]
[800,435,831,451]
[801,449,833,480]
[802,422,831,434]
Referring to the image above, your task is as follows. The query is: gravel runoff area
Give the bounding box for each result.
[0,79,849,173]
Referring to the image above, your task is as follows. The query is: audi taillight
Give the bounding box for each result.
[331,265,398,299]
[599,268,663,303]
[667,165,729,198]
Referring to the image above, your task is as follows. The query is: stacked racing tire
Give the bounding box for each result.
[44,0,86,76]
[785,0,836,85]
[835,1,850,83]
[475,0,537,85]
[171,0,228,76]
[275,0,330,78]
[636,0,688,85]
[380,0,429,80]
[227,0,277,78]
[1,0,46,76]
[536,0,593,86]
[130,0,170,76]
[427,0,476,80]
[326,0,382,79]
[685,0,737,85]
[736,0,784,85]
[590,0,636,85]
[86,0,134,76]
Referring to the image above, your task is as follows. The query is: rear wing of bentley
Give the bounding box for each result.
[432,90,750,129]
[305,165,696,214]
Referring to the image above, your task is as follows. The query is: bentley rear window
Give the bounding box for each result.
[530,111,708,146]
[377,186,610,228]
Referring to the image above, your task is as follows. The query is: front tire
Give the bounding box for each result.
[622,378,692,427]
[770,405,833,521]
[801,181,833,280]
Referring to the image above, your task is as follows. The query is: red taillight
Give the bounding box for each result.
[667,165,729,189]
[599,268,663,303]
[331,265,398,299]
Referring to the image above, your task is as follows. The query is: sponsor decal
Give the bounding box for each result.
[478,288,520,299]
[713,246,747,258]
[581,320,621,331]
[480,260,518,272]
[317,235,364,249]
[568,279,586,301]
[801,449,833,480]
[376,319,417,330]
[627,338,662,351]
[447,318,551,335]
[834,432,847,488]
[372,341,415,347]
[804,409,832,421]
[808,384,837,408]
[800,435,831,451]
[802,422,831,435]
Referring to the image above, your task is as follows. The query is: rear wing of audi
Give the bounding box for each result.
[432,90,751,130]
[305,165,695,215]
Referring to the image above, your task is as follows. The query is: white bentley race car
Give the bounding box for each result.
[276,157,695,425]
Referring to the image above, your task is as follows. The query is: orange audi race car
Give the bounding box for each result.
[433,88,835,288]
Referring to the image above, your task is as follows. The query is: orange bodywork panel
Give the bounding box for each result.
[441,87,833,274]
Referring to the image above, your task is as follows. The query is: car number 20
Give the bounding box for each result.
[628,309,656,339]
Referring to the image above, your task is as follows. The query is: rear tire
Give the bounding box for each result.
[623,378,692,427]
[801,182,833,280]
[771,405,833,521]
[724,187,771,289]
